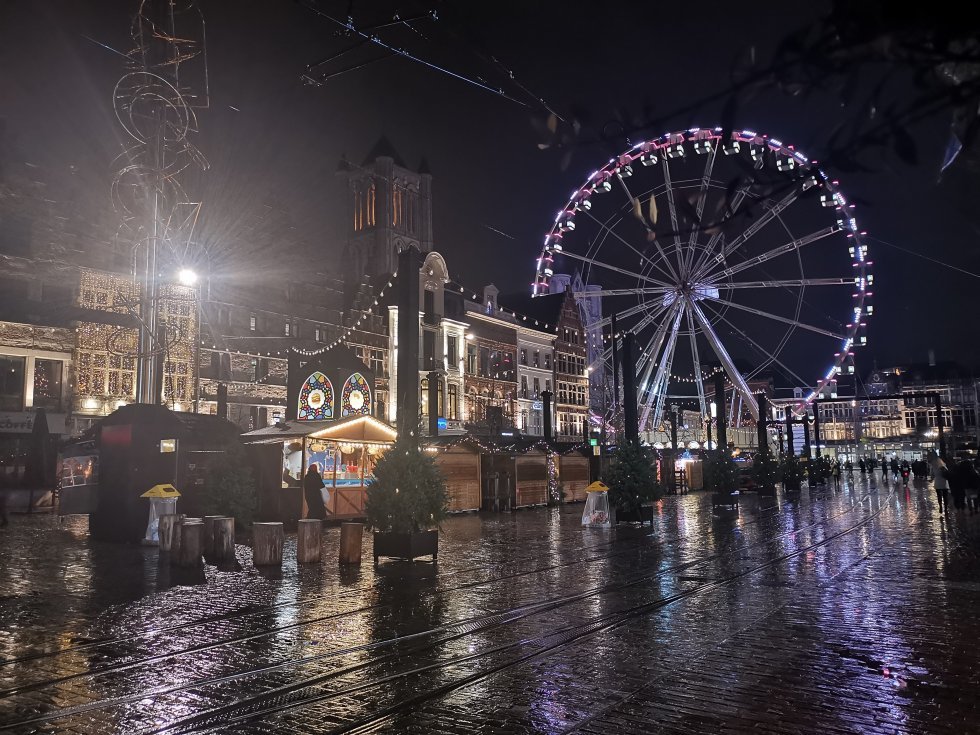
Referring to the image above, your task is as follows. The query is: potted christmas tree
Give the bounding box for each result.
[780,453,805,493]
[750,450,779,495]
[704,449,740,510]
[365,440,449,562]
[603,443,661,525]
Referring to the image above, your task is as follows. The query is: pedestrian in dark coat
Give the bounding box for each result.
[303,464,327,520]
[956,460,980,513]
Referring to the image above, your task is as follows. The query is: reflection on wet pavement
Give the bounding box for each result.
[1,476,979,733]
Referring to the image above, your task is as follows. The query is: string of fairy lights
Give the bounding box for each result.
[193,262,747,413]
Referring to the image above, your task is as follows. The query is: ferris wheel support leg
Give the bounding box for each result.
[689,301,759,422]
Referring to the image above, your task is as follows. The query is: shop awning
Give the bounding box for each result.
[242,415,397,445]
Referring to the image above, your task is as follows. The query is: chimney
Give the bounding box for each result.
[928,349,936,367]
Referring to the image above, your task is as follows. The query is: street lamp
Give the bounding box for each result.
[177,268,198,287]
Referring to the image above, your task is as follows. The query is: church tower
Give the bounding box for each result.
[339,137,433,286]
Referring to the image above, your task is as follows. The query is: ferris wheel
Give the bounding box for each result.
[532,128,872,430]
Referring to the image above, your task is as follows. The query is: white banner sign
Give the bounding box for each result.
[0,411,69,435]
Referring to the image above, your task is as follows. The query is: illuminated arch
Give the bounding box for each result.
[298,371,334,420]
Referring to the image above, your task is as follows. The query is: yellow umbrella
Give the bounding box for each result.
[140,484,181,498]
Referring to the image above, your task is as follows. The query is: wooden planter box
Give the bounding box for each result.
[614,505,654,526]
[373,530,438,562]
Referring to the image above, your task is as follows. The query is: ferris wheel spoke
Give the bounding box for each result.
[708,296,846,340]
[688,300,760,422]
[689,186,750,277]
[559,248,671,288]
[685,145,718,276]
[713,277,853,290]
[639,303,685,430]
[661,157,685,277]
[634,305,679,429]
[586,302,650,332]
[685,307,708,418]
[703,225,841,282]
[704,304,813,389]
[586,302,669,375]
[634,303,677,373]
[582,210,678,284]
[573,287,673,299]
[692,188,801,282]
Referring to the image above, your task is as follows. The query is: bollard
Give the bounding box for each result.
[158,514,179,552]
[339,522,363,565]
[203,516,225,558]
[297,519,322,564]
[169,513,188,563]
[213,517,236,562]
[252,522,284,566]
[178,522,204,567]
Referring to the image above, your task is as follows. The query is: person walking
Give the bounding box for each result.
[890,456,900,481]
[929,452,949,512]
[303,464,327,521]
[832,460,842,489]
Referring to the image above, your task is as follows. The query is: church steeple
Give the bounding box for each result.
[339,137,433,286]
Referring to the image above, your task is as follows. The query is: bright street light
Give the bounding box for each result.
[177,268,198,286]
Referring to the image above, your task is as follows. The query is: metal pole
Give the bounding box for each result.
[622,332,638,444]
[785,412,795,455]
[714,372,727,452]
[935,393,946,457]
[757,393,769,455]
[610,313,620,411]
[812,402,822,460]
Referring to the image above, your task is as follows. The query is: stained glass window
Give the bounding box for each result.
[297,371,334,420]
[341,372,372,417]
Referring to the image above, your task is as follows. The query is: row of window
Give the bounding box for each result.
[518,348,552,370]
[557,411,585,438]
[557,353,587,377]
[557,382,587,407]
[419,378,459,420]
[519,375,552,399]
[0,355,64,412]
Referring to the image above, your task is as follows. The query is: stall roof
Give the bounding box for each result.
[242,415,397,445]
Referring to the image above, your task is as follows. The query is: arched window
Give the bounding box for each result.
[340,372,372,417]
[297,371,334,420]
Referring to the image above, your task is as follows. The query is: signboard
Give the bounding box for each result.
[531,401,543,411]
[160,438,177,453]
[0,411,69,435]
[589,438,598,446]
[437,417,447,431]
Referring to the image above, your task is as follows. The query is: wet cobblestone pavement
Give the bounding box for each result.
[2,476,980,734]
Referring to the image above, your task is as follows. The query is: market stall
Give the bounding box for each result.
[243,414,397,521]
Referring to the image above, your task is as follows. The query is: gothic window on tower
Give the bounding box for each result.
[392,185,404,228]
[367,181,376,227]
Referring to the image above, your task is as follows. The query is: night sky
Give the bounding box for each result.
[2,0,978,372]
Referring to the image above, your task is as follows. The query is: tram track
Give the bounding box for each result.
[0,486,883,731]
[0,489,804,677]
[562,499,918,734]
[161,489,895,735]
[0,499,738,669]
